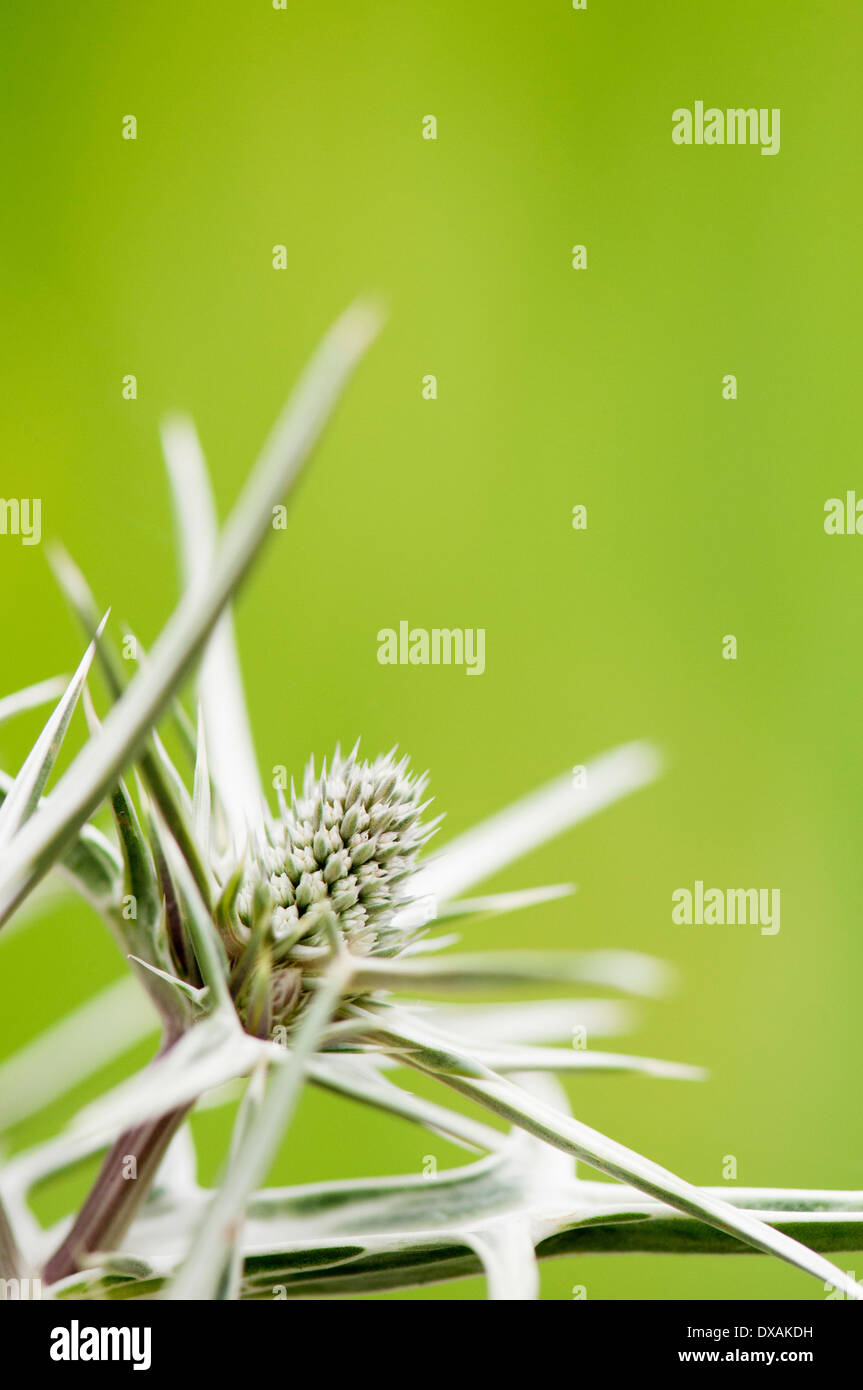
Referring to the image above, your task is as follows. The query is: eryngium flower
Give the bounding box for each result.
[235,746,437,967]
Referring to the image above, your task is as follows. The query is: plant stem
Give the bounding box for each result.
[0,1195,24,1281]
[170,951,353,1298]
[43,1102,191,1285]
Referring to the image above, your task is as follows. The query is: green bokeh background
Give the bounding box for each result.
[1,1,862,1299]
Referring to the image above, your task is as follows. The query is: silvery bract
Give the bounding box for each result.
[0,306,861,1301]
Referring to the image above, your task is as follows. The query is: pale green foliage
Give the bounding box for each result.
[0,306,861,1301]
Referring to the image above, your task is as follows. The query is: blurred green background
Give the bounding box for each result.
[1,0,862,1299]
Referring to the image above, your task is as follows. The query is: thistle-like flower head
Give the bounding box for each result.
[236,746,436,967]
[6,307,857,1305]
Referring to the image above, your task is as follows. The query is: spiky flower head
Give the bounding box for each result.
[234,746,436,973]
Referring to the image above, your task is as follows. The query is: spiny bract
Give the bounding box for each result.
[4,307,861,1304]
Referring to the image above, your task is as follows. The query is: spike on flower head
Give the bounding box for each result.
[234,746,435,974]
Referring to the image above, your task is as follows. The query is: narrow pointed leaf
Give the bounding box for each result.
[434,882,576,922]
[192,710,212,860]
[356,1007,702,1082]
[423,998,631,1045]
[161,415,263,844]
[307,1055,504,1153]
[0,302,382,929]
[50,544,214,902]
[0,979,159,1131]
[0,772,120,912]
[70,1011,283,1142]
[127,956,209,1007]
[0,615,108,851]
[165,841,232,1012]
[416,1061,863,1301]
[0,677,69,729]
[452,1044,704,1080]
[350,949,673,998]
[109,779,161,933]
[414,741,661,904]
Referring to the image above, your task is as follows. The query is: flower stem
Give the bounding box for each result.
[169,949,353,1298]
[0,1195,24,1281]
[43,1102,191,1286]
